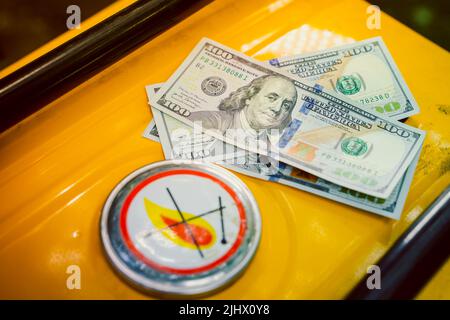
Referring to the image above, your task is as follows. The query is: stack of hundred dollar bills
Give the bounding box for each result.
[142,37,425,219]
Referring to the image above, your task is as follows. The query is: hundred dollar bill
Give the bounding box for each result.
[152,38,425,198]
[268,37,419,120]
[264,153,420,220]
[145,84,421,219]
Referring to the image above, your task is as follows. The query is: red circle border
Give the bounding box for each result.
[119,169,247,275]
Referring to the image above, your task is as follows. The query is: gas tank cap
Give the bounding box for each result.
[100,160,261,297]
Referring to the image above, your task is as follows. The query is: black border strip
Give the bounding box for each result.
[346,186,450,299]
[0,0,209,131]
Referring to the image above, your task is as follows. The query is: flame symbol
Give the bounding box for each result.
[144,198,216,249]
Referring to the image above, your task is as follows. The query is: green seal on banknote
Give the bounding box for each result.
[336,75,361,95]
[341,137,368,156]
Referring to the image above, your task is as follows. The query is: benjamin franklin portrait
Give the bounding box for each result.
[189,74,298,135]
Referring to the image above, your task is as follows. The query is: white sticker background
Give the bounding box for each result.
[125,173,243,271]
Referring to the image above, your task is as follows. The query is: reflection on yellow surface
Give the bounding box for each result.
[0,0,449,299]
[254,24,355,58]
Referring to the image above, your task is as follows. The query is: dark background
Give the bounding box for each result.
[0,0,448,70]
[371,0,449,50]
[0,0,115,69]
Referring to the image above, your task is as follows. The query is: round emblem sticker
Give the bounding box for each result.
[101,161,260,297]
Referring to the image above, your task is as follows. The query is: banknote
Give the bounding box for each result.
[151,38,425,198]
[269,37,419,120]
[145,84,421,219]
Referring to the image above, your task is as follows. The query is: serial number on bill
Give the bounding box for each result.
[179,304,270,317]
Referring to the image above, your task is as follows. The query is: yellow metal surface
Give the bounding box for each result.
[0,0,449,299]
